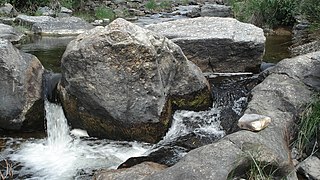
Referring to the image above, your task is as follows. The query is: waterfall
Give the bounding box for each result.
[3,100,151,180]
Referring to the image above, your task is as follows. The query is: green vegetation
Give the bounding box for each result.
[229,0,320,29]
[229,0,297,28]
[145,0,171,11]
[94,6,115,20]
[295,95,320,156]
[145,0,157,10]
[245,152,278,180]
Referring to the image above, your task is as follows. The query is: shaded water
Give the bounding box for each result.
[264,34,293,63]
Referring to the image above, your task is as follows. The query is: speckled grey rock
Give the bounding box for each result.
[0,39,44,131]
[59,18,212,143]
[146,17,265,73]
[298,156,320,180]
[0,23,24,42]
[95,162,167,180]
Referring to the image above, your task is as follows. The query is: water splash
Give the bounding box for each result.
[3,101,151,180]
[159,107,225,145]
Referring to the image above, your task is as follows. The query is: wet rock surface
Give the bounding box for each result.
[146,17,265,73]
[59,18,212,143]
[0,39,44,131]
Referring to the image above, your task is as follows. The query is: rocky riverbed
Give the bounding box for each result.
[0,0,319,179]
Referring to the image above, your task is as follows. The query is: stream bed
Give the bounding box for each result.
[0,31,293,179]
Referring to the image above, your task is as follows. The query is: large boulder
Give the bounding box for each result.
[59,18,212,143]
[32,17,94,36]
[146,17,265,73]
[0,39,44,131]
[0,23,24,42]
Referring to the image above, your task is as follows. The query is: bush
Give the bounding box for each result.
[95,6,115,20]
[229,0,298,28]
[300,0,320,23]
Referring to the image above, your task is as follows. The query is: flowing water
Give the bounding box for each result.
[1,101,152,179]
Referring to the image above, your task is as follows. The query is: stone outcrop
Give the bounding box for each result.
[59,18,212,143]
[146,17,265,73]
[115,51,320,179]
[32,16,94,36]
[0,39,44,131]
[0,23,24,42]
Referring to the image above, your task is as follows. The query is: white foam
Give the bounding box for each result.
[7,101,151,180]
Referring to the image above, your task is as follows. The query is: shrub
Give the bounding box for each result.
[300,0,320,23]
[95,6,115,20]
[229,0,298,28]
[145,0,157,10]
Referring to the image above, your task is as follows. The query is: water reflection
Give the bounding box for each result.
[264,34,292,63]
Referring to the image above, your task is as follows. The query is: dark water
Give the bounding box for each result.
[18,35,75,73]
[263,34,293,63]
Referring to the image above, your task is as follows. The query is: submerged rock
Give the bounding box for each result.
[238,114,271,131]
[0,39,44,131]
[146,17,265,73]
[59,18,212,143]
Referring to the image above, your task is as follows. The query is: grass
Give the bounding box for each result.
[145,0,158,10]
[95,6,115,20]
[73,11,95,22]
[295,95,320,157]
[245,151,278,180]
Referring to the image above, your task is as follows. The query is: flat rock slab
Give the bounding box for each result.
[32,17,94,36]
[146,17,265,73]
[0,23,24,42]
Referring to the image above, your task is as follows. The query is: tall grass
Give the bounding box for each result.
[295,95,320,156]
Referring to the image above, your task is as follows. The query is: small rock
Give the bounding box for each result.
[37,6,55,16]
[70,129,89,137]
[298,156,320,180]
[60,6,72,14]
[200,4,232,17]
[237,114,271,131]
